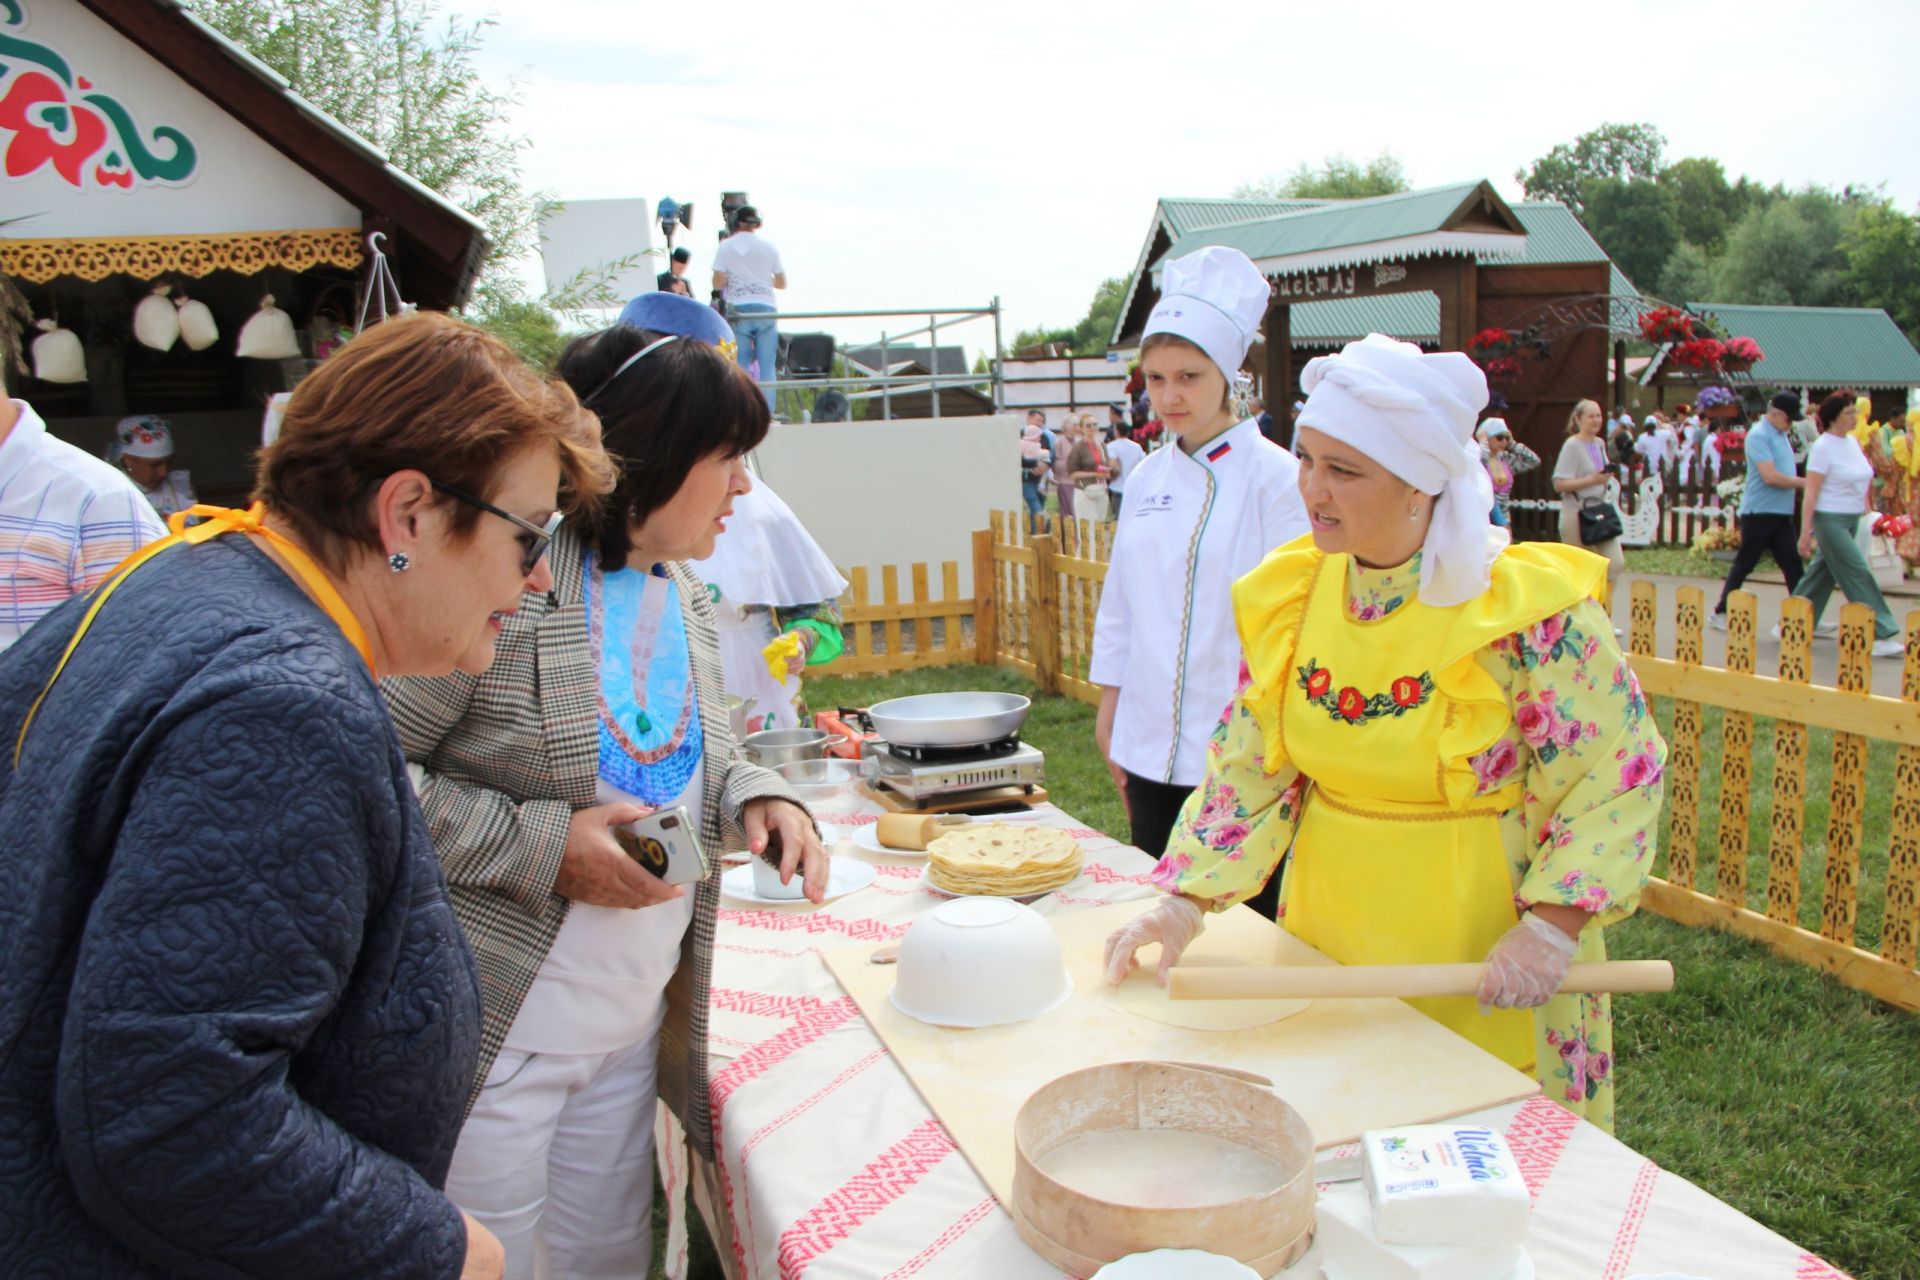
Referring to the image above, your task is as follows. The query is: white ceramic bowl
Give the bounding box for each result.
[890,896,1071,1027]
[773,757,862,802]
[749,855,808,900]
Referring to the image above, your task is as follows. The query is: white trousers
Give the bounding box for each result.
[446,1007,667,1280]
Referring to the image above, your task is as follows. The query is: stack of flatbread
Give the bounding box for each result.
[926,823,1083,897]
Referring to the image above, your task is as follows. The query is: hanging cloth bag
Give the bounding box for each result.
[175,294,220,351]
[133,284,180,353]
[30,319,86,384]
[236,294,300,359]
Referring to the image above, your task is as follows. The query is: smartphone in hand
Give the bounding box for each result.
[612,806,709,885]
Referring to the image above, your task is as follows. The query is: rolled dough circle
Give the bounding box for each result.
[1111,966,1310,1031]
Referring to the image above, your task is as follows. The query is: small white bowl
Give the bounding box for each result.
[1092,1251,1261,1280]
[773,757,861,802]
[750,855,808,900]
[890,896,1071,1027]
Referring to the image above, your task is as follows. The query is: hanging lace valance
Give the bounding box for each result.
[0,227,364,284]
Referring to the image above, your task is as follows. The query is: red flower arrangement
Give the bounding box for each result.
[1639,306,1697,344]
[1469,328,1514,354]
[1721,336,1765,370]
[1716,426,1746,462]
[1671,338,1728,370]
[1483,356,1524,381]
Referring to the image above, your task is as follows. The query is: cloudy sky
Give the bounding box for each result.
[476,0,1918,352]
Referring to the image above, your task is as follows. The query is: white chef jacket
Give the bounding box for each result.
[1090,417,1309,787]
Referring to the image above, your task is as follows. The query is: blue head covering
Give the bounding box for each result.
[618,291,735,348]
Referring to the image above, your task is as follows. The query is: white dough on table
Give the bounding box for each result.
[1107,963,1309,1031]
[1316,1183,1525,1280]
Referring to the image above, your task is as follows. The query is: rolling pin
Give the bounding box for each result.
[1167,960,1674,1001]
[874,812,971,851]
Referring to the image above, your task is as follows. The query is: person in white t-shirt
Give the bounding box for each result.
[1104,423,1146,520]
[1632,420,1668,473]
[1794,389,1904,656]
[711,206,787,411]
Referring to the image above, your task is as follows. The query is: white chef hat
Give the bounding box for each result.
[1298,333,1504,608]
[1144,246,1271,387]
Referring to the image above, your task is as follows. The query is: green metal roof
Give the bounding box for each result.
[1290,292,1441,344]
[1164,181,1519,268]
[1686,302,1920,389]
[1508,203,1607,265]
[1159,196,1326,237]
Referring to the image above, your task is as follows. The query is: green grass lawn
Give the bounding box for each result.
[655,665,1918,1280]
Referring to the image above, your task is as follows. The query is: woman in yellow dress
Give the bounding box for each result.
[1888,409,1920,569]
[1104,334,1667,1131]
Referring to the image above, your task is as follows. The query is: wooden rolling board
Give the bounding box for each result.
[822,899,1539,1209]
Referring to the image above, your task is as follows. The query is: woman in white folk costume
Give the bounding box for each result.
[110,415,196,519]
[692,477,848,733]
[1105,334,1667,1130]
[1090,246,1309,863]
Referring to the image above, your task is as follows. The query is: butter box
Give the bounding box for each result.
[1361,1124,1530,1248]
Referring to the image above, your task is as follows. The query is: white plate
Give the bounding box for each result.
[720,856,877,906]
[1093,1250,1260,1280]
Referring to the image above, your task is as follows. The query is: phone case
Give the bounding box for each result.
[612,807,710,884]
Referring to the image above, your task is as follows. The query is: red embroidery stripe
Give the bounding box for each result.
[1797,1253,1856,1279]
[719,908,912,941]
[1080,862,1155,885]
[879,1195,999,1280]
[776,1119,956,1278]
[1601,1160,1660,1279]
[1504,1095,1582,1202]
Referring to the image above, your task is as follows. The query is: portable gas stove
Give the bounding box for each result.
[864,734,1048,812]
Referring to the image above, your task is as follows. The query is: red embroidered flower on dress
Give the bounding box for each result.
[1305,667,1333,699]
[1336,687,1366,721]
[1390,676,1424,707]
[1296,658,1435,724]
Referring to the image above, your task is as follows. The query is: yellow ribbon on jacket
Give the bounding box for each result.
[13,504,373,768]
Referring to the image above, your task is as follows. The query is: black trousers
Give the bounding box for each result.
[1715,512,1804,613]
[1124,771,1282,921]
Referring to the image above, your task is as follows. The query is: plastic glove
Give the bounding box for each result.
[761,631,804,682]
[1476,912,1579,1011]
[1103,895,1206,987]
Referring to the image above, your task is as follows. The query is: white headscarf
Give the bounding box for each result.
[1144,246,1271,387]
[1297,333,1505,607]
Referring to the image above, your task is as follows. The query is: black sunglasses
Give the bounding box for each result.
[431,480,564,576]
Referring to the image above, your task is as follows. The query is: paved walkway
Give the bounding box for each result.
[1611,568,1919,696]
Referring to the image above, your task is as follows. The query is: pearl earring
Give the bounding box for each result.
[388,551,411,573]
[1408,506,1420,522]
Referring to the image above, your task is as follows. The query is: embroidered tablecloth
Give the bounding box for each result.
[660,795,1849,1280]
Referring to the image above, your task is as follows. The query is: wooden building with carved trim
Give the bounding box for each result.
[1,0,486,499]
[1113,183,1618,470]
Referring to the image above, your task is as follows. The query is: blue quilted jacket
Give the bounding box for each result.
[0,535,482,1279]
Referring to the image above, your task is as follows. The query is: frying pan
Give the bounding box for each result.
[867,691,1031,748]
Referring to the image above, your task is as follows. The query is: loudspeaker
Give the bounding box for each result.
[812,389,851,422]
[784,332,835,378]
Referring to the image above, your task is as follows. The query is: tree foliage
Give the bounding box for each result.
[1709,191,1854,308]
[1581,177,1680,295]
[1656,157,1743,255]
[1517,122,1666,216]
[1233,150,1409,201]
[1841,202,1920,344]
[1013,276,1130,356]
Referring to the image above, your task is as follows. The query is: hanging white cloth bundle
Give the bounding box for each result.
[175,294,220,351]
[133,284,180,352]
[31,318,86,383]
[236,293,300,359]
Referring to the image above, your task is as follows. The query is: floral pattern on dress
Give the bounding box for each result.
[1153,584,1663,1134]
[1346,556,1414,621]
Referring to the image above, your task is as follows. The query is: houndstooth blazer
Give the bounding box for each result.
[381,523,802,1160]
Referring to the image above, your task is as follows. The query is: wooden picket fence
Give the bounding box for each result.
[1626,584,1920,1011]
[809,511,1920,1009]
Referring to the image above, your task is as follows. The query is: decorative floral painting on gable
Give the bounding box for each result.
[0,0,198,191]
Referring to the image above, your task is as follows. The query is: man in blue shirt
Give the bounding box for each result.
[1712,392,1809,628]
